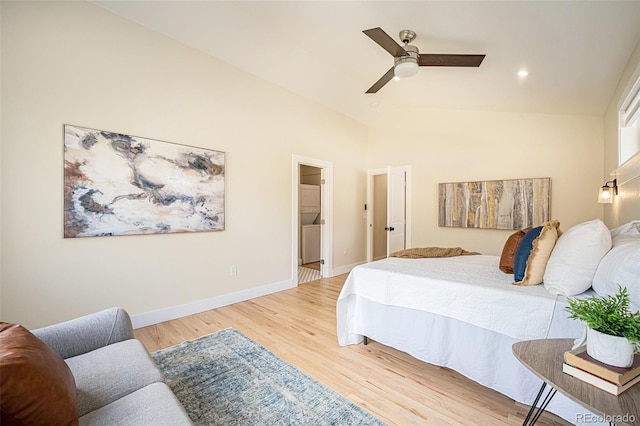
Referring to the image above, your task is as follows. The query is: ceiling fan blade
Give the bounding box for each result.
[418,54,486,67]
[366,67,395,94]
[363,28,407,58]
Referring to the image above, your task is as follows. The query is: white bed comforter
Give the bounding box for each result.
[337,255,558,344]
[335,255,607,425]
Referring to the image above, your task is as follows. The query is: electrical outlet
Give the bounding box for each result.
[343,248,348,255]
[230,265,237,276]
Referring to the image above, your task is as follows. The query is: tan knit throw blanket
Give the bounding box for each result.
[389,247,480,258]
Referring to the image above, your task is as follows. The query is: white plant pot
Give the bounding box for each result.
[586,328,635,368]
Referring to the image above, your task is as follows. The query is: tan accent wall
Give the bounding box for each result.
[0,1,367,327]
[368,109,604,255]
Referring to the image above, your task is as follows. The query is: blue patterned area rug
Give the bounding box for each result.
[151,328,385,425]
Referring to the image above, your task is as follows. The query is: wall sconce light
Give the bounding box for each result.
[597,179,617,204]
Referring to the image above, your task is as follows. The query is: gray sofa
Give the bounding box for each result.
[32,307,192,426]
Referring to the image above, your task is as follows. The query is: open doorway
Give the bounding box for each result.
[292,155,333,285]
[367,166,412,262]
[299,166,322,283]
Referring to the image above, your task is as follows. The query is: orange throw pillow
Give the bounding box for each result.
[499,227,531,273]
[0,323,78,426]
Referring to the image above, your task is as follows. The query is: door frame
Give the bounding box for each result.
[366,166,412,262]
[292,155,333,284]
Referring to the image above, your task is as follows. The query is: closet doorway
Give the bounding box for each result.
[366,166,412,262]
[291,155,333,285]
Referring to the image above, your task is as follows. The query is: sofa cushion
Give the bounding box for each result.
[65,339,164,417]
[78,382,192,426]
[499,227,531,273]
[32,307,134,359]
[0,323,78,426]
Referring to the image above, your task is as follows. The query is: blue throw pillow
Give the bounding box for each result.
[513,226,543,281]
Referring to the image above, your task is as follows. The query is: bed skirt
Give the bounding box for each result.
[340,296,606,426]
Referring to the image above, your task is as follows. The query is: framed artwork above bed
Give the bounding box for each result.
[438,177,550,230]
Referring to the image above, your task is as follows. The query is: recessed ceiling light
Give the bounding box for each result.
[517,70,529,77]
[393,76,400,81]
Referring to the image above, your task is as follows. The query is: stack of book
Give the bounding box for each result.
[562,345,640,395]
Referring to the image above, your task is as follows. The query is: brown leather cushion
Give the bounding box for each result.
[0,323,78,426]
[499,227,531,273]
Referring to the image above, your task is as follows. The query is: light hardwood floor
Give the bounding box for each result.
[135,274,570,426]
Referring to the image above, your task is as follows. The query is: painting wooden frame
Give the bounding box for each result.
[438,178,550,230]
[64,124,225,238]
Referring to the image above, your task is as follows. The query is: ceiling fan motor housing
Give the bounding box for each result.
[399,30,416,44]
[394,44,419,78]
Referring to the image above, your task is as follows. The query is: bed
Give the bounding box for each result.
[336,254,603,425]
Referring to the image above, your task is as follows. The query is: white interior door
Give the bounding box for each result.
[386,166,406,256]
[319,168,326,276]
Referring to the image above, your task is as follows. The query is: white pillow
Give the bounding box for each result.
[610,220,640,238]
[592,236,640,308]
[543,219,611,296]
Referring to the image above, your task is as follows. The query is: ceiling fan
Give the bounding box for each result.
[363,27,486,94]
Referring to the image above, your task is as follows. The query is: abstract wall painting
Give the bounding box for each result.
[438,178,550,230]
[64,125,225,238]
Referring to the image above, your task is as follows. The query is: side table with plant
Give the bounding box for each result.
[565,285,640,368]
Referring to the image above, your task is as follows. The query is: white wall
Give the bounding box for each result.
[0,1,367,328]
[368,109,604,255]
[603,40,640,227]
[2,1,635,329]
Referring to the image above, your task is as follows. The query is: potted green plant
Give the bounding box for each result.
[565,285,640,368]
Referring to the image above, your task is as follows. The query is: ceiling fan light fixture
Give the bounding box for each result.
[394,44,419,78]
[394,60,419,78]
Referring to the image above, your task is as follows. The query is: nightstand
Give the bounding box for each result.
[512,339,639,426]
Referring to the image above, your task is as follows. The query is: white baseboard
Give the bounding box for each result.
[131,278,294,329]
[330,261,365,277]
[132,261,366,329]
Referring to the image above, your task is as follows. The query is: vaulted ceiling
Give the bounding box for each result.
[94,1,640,124]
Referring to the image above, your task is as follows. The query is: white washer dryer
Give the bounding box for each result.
[302,224,321,264]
